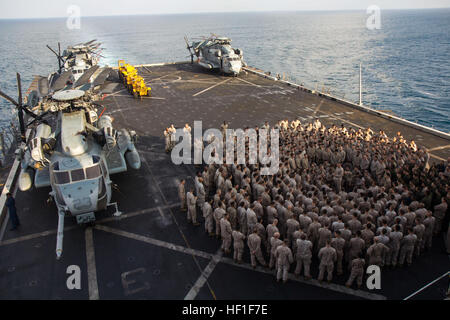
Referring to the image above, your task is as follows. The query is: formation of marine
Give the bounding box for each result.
[176,119,449,285]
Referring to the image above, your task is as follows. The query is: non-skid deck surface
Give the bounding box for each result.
[0,63,448,300]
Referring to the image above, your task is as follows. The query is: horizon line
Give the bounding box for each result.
[1,7,449,20]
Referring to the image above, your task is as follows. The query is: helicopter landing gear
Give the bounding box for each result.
[108,201,122,217]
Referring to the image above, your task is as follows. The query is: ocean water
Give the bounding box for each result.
[0,9,449,132]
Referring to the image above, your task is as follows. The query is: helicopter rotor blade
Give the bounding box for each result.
[1,75,49,143]
[88,43,102,50]
[47,45,65,66]
[49,70,73,92]
[21,106,50,125]
[84,39,97,46]
[58,42,62,72]
[47,45,63,61]
[16,73,26,142]
[184,36,196,63]
[26,110,51,128]
[0,75,49,124]
[17,74,50,125]
[17,73,22,107]
[0,89,19,107]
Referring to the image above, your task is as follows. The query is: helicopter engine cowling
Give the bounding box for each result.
[98,115,117,150]
[18,168,34,191]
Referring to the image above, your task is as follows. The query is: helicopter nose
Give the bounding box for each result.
[230,65,241,75]
[72,197,93,211]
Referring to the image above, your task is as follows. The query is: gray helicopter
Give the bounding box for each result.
[184,34,246,76]
[46,40,108,94]
[0,75,141,259]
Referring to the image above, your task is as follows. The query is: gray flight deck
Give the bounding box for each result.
[0,63,448,300]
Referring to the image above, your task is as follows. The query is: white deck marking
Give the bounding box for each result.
[236,77,260,87]
[106,88,127,97]
[184,250,222,300]
[0,203,181,246]
[85,227,99,300]
[142,66,152,74]
[220,256,386,300]
[94,225,212,260]
[0,225,78,246]
[124,151,218,300]
[426,144,450,152]
[141,96,166,100]
[313,100,324,116]
[193,78,231,97]
[318,110,365,129]
[174,80,218,85]
[403,271,449,300]
[97,225,386,300]
[97,203,180,224]
[142,75,181,82]
[145,71,180,82]
[429,153,446,161]
[109,94,166,100]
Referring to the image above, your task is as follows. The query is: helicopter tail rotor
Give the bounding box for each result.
[47,44,65,74]
[16,73,26,143]
[184,35,195,64]
[0,73,50,144]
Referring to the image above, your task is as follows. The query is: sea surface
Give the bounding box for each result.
[0,9,449,132]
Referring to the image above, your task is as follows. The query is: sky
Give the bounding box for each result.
[0,0,449,19]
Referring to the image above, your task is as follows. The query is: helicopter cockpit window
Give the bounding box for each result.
[85,164,101,179]
[55,171,70,185]
[71,168,85,182]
